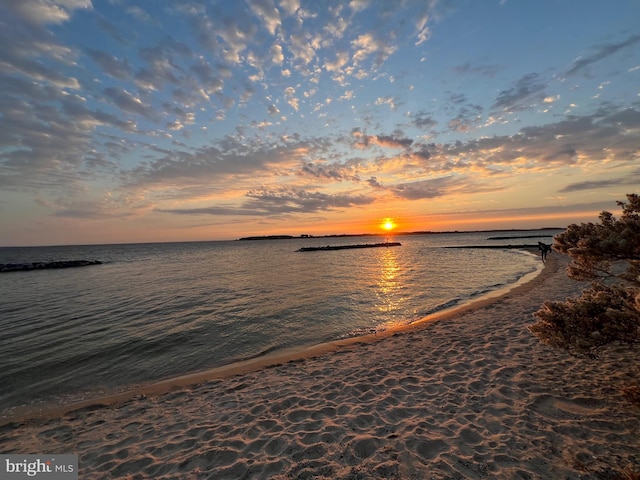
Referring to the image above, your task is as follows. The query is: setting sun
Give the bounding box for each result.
[381,218,396,231]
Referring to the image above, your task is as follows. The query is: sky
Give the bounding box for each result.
[0,0,639,246]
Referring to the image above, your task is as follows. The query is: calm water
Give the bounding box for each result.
[0,231,556,413]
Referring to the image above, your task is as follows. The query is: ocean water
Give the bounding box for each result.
[0,231,556,414]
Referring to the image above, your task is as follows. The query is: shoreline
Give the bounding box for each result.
[2,250,638,478]
[1,248,545,426]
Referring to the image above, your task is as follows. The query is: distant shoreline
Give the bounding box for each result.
[237,227,563,241]
[0,228,564,248]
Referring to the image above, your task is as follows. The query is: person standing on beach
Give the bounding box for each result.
[538,242,551,261]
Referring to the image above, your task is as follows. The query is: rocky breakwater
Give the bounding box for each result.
[0,260,102,272]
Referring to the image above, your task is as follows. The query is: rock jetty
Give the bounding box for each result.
[297,242,401,252]
[0,260,102,272]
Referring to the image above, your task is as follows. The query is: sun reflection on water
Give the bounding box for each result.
[378,248,399,296]
[375,247,404,328]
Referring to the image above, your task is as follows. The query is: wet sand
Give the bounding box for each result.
[1,252,639,479]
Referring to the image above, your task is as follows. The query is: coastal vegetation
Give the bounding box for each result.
[530,193,640,358]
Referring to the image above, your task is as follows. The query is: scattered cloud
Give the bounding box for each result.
[161,186,374,216]
[86,49,132,79]
[284,86,299,111]
[566,33,640,77]
[354,133,413,150]
[492,73,547,113]
[453,63,500,77]
[351,32,397,69]
[1,0,638,243]
[411,112,438,130]
[103,87,156,119]
[560,171,640,193]
[248,0,282,36]
[390,176,469,200]
[1,0,92,25]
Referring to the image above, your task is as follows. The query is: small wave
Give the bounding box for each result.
[422,298,463,317]
[230,344,282,363]
[331,327,378,341]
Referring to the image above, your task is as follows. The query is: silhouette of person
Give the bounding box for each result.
[538,242,552,261]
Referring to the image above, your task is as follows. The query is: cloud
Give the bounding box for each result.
[373,135,413,149]
[244,187,373,214]
[492,73,547,112]
[133,36,193,91]
[340,90,355,101]
[1,0,638,237]
[412,112,438,130]
[415,12,431,46]
[349,0,370,13]
[160,187,374,216]
[280,0,300,16]
[323,14,349,41]
[325,50,350,73]
[444,97,484,133]
[390,176,469,200]
[288,32,316,65]
[158,205,267,217]
[0,75,133,195]
[103,87,156,119]
[448,117,472,133]
[443,106,640,174]
[447,107,483,133]
[213,12,258,65]
[346,104,640,187]
[409,146,432,161]
[1,56,80,89]
[267,104,280,115]
[125,5,153,23]
[566,33,640,76]
[60,94,137,132]
[127,137,313,189]
[301,163,348,181]
[604,107,640,127]
[375,96,397,110]
[367,176,383,188]
[189,57,225,95]
[453,62,500,77]
[559,171,640,193]
[86,49,132,79]
[96,15,128,45]
[270,44,284,65]
[0,0,92,25]
[354,133,413,149]
[284,86,299,111]
[351,32,397,69]
[0,15,81,89]
[248,0,281,36]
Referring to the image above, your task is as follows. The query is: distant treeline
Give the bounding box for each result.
[238,228,564,242]
[487,235,555,240]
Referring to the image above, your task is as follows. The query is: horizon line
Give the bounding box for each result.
[0,227,566,249]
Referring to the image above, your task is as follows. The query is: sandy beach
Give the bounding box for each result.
[1,252,639,479]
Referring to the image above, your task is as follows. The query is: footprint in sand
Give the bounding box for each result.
[529,394,606,419]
